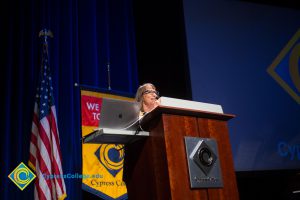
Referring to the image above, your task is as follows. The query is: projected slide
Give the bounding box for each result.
[183,1,300,171]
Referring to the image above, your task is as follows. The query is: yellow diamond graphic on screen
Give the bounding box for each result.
[267,29,300,104]
[8,162,36,191]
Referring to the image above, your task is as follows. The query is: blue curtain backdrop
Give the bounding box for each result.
[0,0,138,199]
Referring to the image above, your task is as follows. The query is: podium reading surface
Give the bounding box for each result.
[82,128,149,144]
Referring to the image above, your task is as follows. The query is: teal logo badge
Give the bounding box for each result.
[267,29,300,104]
[8,162,36,190]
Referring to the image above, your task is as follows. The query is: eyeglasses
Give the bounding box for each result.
[142,90,159,96]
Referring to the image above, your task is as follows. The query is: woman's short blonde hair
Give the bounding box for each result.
[135,83,156,103]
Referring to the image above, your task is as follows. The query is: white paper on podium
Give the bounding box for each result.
[159,97,223,114]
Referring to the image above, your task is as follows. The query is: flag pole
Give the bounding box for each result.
[39,29,53,41]
[29,28,67,200]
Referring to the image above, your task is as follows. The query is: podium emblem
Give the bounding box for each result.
[190,140,217,176]
[184,137,223,188]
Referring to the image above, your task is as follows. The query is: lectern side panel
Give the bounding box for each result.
[150,118,172,200]
[124,139,156,199]
[162,114,209,200]
[124,118,171,200]
[197,118,239,200]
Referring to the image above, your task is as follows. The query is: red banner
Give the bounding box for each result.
[81,95,103,127]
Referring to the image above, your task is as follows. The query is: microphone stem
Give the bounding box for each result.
[107,62,111,90]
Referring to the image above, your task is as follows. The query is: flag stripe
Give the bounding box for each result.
[48,109,65,196]
[36,162,51,200]
[38,120,53,173]
[35,146,52,199]
[50,107,63,163]
[35,136,53,191]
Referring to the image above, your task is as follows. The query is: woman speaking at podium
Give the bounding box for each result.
[135,83,160,119]
[122,83,160,186]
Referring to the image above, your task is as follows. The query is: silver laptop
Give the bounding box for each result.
[99,97,140,131]
[82,97,148,144]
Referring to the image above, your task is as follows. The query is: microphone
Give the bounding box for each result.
[155,92,160,100]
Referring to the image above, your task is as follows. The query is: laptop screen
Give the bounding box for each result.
[99,97,140,130]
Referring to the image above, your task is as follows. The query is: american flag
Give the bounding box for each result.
[29,34,67,200]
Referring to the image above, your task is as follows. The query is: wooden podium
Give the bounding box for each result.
[123,103,239,200]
